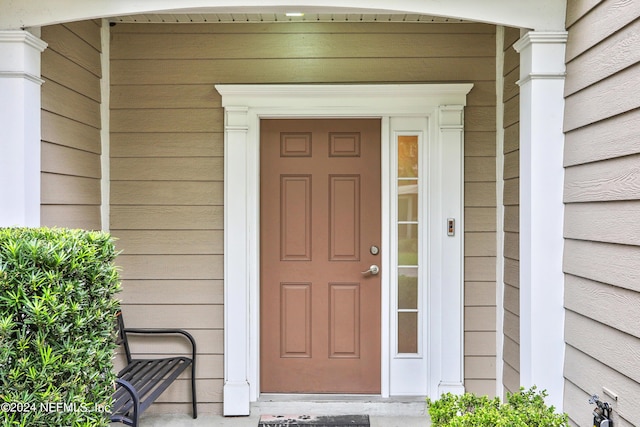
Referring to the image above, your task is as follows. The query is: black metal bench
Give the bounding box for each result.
[110,311,197,426]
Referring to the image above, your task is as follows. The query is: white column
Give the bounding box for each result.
[514,31,567,410]
[437,106,465,395]
[0,31,47,227]
[222,106,251,416]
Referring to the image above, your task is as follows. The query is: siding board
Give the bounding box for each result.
[564,201,640,245]
[110,181,223,205]
[111,133,223,158]
[40,205,101,230]
[111,157,223,181]
[111,58,496,85]
[41,142,101,178]
[41,110,101,153]
[564,154,640,203]
[110,108,222,133]
[110,206,223,230]
[118,254,223,280]
[564,109,640,167]
[119,280,223,305]
[41,174,101,205]
[111,84,220,109]
[114,230,224,254]
[564,239,640,293]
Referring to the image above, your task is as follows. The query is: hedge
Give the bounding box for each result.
[427,386,569,427]
[0,227,121,426]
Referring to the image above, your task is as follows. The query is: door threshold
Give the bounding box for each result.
[253,394,427,417]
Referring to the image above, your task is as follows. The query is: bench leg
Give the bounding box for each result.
[191,361,198,419]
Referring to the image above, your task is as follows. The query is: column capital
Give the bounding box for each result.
[514,31,568,85]
[0,30,48,51]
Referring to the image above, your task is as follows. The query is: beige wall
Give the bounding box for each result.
[109,21,498,413]
[501,26,521,398]
[563,1,640,425]
[41,21,103,230]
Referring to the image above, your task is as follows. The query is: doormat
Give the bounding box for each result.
[259,415,369,427]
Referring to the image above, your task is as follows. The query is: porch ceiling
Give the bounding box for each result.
[109,13,468,24]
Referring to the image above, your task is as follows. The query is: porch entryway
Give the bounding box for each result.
[218,84,469,415]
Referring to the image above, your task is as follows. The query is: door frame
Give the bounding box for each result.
[216,84,472,416]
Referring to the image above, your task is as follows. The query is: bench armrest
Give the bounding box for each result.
[112,378,139,426]
[122,328,197,362]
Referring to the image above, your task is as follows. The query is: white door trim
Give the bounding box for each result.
[217,84,472,416]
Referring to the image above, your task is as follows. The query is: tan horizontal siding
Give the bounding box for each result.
[565,19,640,96]
[41,21,102,230]
[564,9,640,421]
[564,345,640,426]
[111,21,498,410]
[565,310,640,385]
[111,32,496,59]
[501,26,520,399]
[565,0,640,62]
[41,24,102,77]
[41,49,101,102]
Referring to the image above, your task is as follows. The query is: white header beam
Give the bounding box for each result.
[1,0,565,31]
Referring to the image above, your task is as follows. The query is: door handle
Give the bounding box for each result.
[361,265,380,276]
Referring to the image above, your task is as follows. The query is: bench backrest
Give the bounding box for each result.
[115,310,133,364]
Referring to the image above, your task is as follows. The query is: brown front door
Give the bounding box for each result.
[260,118,381,394]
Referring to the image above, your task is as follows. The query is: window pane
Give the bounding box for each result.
[398,180,418,222]
[398,224,418,265]
[398,135,418,178]
[398,268,418,309]
[398,312,418,353]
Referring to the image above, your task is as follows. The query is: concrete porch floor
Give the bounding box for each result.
[112,395,431,426]
[119,414,430,427]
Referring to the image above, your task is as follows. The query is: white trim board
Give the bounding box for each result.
[216,84,472,416]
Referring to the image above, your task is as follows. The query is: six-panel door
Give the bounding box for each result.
[260,119,381,393]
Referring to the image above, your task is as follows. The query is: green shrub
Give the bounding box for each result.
[0,227,121,426]
[427,386,569,427]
